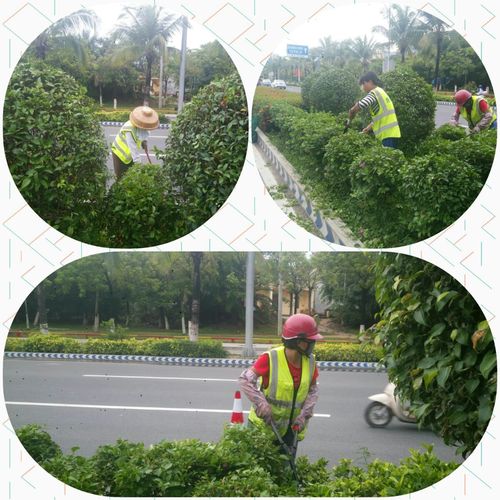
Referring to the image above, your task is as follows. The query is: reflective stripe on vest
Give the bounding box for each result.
[370,87,401,140]
[111,121,142,164]
[248,346,314,440]
[460,96,497,128]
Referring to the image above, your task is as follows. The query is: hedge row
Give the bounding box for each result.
[5,335,228,358]
[259,101,495,246]
[17,424,458,497]
[94,110,171,124]
[5,335,385,362]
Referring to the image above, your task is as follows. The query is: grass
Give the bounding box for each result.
[253,87,302,109]
[9,322,359,343]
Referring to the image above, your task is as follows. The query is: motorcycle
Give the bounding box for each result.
[364,382,416,428]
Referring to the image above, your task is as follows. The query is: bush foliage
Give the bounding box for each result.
[381,67,436,153]
[161,73,248,232]
[17,424,457,496]
[374,254,496,457]
[4,60,108,240]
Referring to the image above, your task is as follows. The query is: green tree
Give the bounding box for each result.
[373,4,423,62]
[349,36,381,71]
[112,5,181,99]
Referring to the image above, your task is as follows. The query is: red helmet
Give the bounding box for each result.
[455,89,472,107]
[282,314,323,341]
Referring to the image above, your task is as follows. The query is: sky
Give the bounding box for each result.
[273,3,388,56]
[92,3,216,49]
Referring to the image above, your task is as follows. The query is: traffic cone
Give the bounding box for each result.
[230,390,244,424]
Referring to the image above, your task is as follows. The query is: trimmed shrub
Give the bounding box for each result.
[3,60,108,241]
[16,424,458,497]
[381,67,436,153]
[16,424,61,463]
[401,153,483,240]
[302,67,361,115]
[433,124,468,141]
[314,342,383,362]
[349,146,409,246]
[103,163,183,248]
[455,130,497,183]
[5,335,228,358]
[162,73,248,232]
[323,131,380,213]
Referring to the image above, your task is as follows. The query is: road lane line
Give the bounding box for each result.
[5,401,331,418]
[83,375,237,382]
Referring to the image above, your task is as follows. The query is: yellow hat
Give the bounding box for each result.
[129,106,159,130]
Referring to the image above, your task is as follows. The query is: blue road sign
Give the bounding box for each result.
[287,44,309,58]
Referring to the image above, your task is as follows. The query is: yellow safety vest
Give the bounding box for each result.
[111,121,142,164]
[460,96,497,129]
[370,87,401,140]
[248,346,315,441]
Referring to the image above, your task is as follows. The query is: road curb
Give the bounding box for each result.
[4,351,386,372]
[100,121,170,129]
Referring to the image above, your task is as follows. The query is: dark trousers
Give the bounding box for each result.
[112,152,132,181]
[381,137,399,149]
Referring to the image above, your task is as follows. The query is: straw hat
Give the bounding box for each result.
[129,106,159,130]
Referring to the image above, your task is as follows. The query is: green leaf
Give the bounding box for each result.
[423,368,438,388]
[479,352,497,379]
[436,366,452,387]
[478,396,493,424]
[465,379,480,394]
[413,309,427,326]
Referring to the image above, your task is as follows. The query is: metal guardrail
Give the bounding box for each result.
[4,351,386,372]
[255,128,361,247]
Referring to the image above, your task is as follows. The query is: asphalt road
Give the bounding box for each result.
[4,359,460,466]
[101,126,170,188]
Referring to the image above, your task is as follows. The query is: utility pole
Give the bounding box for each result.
[277,254,283,336]
[158,38,165,109]
[243,252,256,357]
[177,16,188,114]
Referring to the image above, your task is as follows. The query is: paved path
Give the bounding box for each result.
[5,359,460,465]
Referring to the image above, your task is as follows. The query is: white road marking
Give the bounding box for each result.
[5,401,331,418]
[84,374,237,382]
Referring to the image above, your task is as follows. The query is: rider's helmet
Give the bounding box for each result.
[282,314,323,356]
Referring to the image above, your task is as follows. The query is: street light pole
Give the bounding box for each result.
[243,252,256,357]
[177,16,188,114]
[159,38,164,109]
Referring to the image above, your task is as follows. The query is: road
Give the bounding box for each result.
[281,87,465,128]
[4,359,460,466]
[101,125,170,188]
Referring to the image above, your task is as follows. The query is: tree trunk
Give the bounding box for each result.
[36,284,48,334]
[145,56,154,103]
[93,287,100,332]
[294,292,300,314]
[433,31,443,91]
[24,301,30,329]
[289,292,293,316]
[189,252,203,342]
[308,288,313,314]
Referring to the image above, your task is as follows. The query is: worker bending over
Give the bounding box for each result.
[450,89,497,133]
[348,71,401,149]
[239,313,322,448]
[111,106,159,180]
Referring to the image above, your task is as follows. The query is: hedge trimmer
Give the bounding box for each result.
[343,119,351,134]
[269,421,300,483]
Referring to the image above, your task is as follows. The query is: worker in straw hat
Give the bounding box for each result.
[239,313,322,450]
[111,106,160,180]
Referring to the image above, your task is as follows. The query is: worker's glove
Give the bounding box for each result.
[448,120,458,127]
[471,126,481,135]
[255,401,273,425]
[292,414,307,432]
[362,126,371,134]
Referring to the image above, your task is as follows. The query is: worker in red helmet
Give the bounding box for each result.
[239,313,323,448]
[450,89,497,133]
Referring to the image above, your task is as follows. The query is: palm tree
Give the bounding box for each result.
[349,36,381,71]
[112,5,181,99]
[419,12,450,89]
[32,8,97,60]
[373,4,423,63]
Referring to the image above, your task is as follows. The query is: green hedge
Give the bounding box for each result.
[314,342,383,362]
[17,424,457,497]
[5,335,228,358]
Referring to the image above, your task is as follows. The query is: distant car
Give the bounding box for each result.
[271,79,287,90]
[261,79,272,86]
